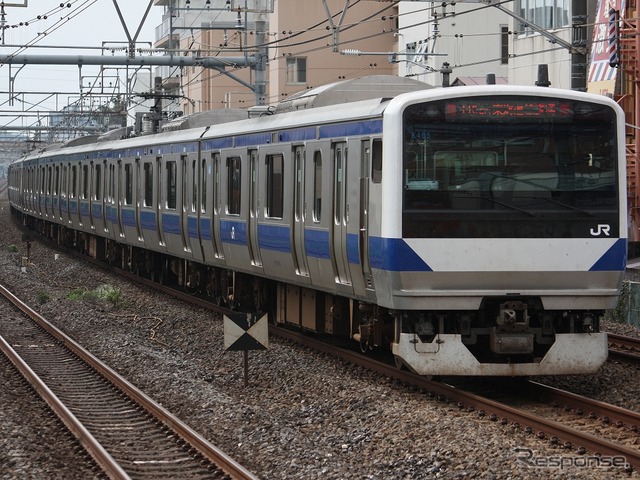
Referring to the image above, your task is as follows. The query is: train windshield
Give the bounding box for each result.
[402,95,619,238]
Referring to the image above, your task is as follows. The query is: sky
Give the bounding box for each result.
[0,0,163,113]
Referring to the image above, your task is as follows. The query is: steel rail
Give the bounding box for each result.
[0,282,258,480]
[0,319,130,479]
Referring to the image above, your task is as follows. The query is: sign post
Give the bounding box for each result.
[223,312,268,387]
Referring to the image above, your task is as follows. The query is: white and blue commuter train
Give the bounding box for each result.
[8,75,627,376]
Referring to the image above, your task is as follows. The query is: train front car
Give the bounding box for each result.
[376,86,626,376]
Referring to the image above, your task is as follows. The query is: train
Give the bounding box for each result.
[8,75,627,376]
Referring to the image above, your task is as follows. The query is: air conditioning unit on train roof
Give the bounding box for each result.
[274,75,433,113]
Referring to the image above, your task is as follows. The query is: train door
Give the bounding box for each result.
[180,154,193,254]
[212,152,223,258]
[53,165,61,221]
[359,140,377,291]
[134,158,144,242]
[82,163,91,230]
[331,142,352,286]
[116,161,125,237]
[45,165,52,219]
[156,156,165,247]
[248,149,262,267]
[293,145,309,277]
[186,154,203,262]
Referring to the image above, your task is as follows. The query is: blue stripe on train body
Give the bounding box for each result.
[589,238,627,271]
[140,210,156,231]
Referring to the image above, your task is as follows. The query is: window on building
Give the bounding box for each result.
[501,25,509,64]
[516,0,569,32]
[286,57,307,84]
[266,154,283,219]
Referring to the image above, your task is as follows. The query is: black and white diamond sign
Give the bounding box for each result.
[223,312,268,351]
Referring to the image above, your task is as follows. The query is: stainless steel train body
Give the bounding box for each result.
[8,79,627,376]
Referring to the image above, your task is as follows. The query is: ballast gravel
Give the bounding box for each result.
[0,194,639,480]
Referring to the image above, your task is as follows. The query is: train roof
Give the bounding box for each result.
[274,75,432,113]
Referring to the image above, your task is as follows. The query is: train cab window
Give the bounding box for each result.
[371,138,382,183]
[124,164,133,205]
[313,151,322,222]
[144,162,153,207]
[266,154,283,219]
[166,161,177,209]
[227,156,241,215]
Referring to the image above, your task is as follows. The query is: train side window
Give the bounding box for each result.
[191,158,197,213]
[143,162,153,207]
[313,150,322,222]
[94,164,101,200]
[62,165,68,198]
[47,166,53,195]
[54,166,59,195]
[266,153,283,219]
[201,158,207,213]
[371,138,382,183]
[108,165,114,202]
[227,156,241,215]
[166,161,177,209]
[71,165,77,199]
[82,164,89,199]
[124,164,133,205]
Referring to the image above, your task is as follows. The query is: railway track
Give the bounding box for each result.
[271,326,639,473]
[10,219,640,475]
[609,333,640,364]
[0,283,257,480]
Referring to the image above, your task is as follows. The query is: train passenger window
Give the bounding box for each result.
[166,161,177,209]
[71,165,77,198]
[313,151,322,222]
[82,165,89,199]
[54,166,59,195]
[371,139,382,183]
[144,162,153,207]
[94,164,101,200]
[47,166,52,194]
[201,159,207,213]
[62,165,68,197]
[192,159,197,213]
[124,164,133,205]
[227,156,241,215]
[266,154,284,219]
[108,165,115,202]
